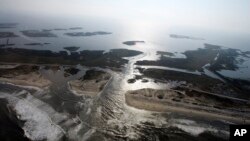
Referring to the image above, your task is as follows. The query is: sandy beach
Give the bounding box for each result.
[125,88,250,124]
[0,65,51,89]
[68,69,111,97]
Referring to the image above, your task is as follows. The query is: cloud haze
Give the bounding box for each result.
[0,0,249,33]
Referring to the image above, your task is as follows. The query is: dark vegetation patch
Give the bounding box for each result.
[209,48,239,71]
[82,69,106,80]
[109,49,142,57]
[142,68,245,98]
[64,67,80,75]
[127,78,136,83]
[0,48,142,68]
[127,75,144,83]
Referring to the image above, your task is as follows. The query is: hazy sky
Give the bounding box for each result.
[1,0,250,33]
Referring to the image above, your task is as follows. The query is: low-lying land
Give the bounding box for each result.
[68,69,111,96]
[125,88,250,123]
[0,48,142,68]
[0,65,51,88]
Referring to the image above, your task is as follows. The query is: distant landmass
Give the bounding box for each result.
[170,34,204,40]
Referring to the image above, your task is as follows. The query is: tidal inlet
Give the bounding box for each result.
[0,0,250,141]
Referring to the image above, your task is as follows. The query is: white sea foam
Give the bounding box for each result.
[171,118,222,137]
[0,91,67,141]
[14,98,64,141]
[174,119,196,125]
[0,81,42,91]
[174,124,207,136]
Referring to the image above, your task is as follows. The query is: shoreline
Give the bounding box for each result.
[125,89,250,124]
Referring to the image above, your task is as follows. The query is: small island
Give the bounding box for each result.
[21,30,57,37]
[65,31,112,37]
[123,41,145,46]
[68,69,111,96]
